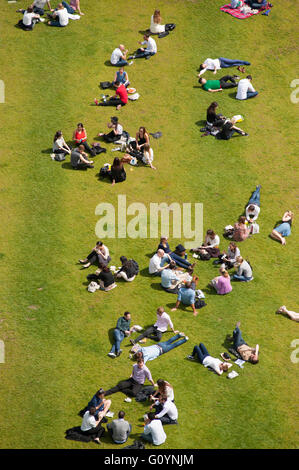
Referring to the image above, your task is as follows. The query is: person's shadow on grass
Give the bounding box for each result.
[139,267,153,278]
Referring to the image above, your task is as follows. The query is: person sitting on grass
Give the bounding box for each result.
[94,81,128,110]
[170,244,195,270]
[110,44,129,67]
[113,67,129,88]
[270,211,294,246]
[122,143,156,170]
[187,343,229,376]
[233,216,251,242]
[236,75,258,100]
[79,241,110,269]
[233,256,253,282]
[130,306,178,345]
[62,0,84,15]
[198,57,250,77]
[47,3,69,27]
[108,311,134,358]
[227,321,259,364]
[80,388,111,422]
[140,412,166,446]
[206,102,226,128]
[73,123,96,156]
[276,306,299,323]
[150,379,174,402]
[53,130,71,156]
[149,9,175,35]
[149,249,171,276]
[149,396,178,425]
[171,278,199,316]
[80,406,105,445]
[157,236,172,254]
[245,185,261,222]
[104,358,156,397]
[127,126,150,155]
[210,268,232,295]
[161,261,183,294]
[216,118,248,140]
[17,6,43,30]
[97,116,124,143]
[87,265,116,291]
[107,411,132,444]
[131,333,189,364]
[70,145,94,169]
[109,157,126,185]
[198,75,239,92]
[115,256,139,282]
[129,34,157,60]
[218,241,241,269]
[245,0,267,10]
[192,229,221,258]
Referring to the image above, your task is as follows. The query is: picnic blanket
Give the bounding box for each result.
[220,2,260,19]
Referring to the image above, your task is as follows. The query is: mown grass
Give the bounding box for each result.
[0,0,298,449]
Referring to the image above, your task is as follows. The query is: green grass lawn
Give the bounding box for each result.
[0,0,298,449]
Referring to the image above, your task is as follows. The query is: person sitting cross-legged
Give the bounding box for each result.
[187,343,229,376]
[79,388,111,422]
[130,306,178,345]
[94,82,128,110]
[236,75,258,100]
[140,412,166,446]
[129,34,157,60]
[47,3,69,27]
[210,268,232,295]
[233,256,253,282]
[107,411,132,444]
[70,145,94,170]
[227,321,259,364]
[149,249,171,276]
[171,278,199,316]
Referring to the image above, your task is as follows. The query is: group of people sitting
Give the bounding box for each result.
[17,0,83,30]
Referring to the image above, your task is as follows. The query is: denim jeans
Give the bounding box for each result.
[134,50,155,59]
[246,91,259,99]
[192,343,209,364]
[49,20,66,27]
[233,327,246,350]
[170,252,191,269]
[33,6,44,15]
[219,58,250,68]
[110,329,125,354]
[62,1,75,13]
[112,59,128,67]
[248,186,261,207]
[233,274,252,282]
[158,334,187,354]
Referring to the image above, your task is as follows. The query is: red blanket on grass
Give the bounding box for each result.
[220,2,262,19]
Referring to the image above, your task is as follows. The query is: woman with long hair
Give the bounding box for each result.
[110,157,126,185]
[73,123,96,156]
[233,216,251,242]
[270,211,294,245]
[149,9,175,34]
[150,379,174,402]
[98,116,123,143]
[53,130,71,155]
[219,242,240,269]
[206,102,225,128]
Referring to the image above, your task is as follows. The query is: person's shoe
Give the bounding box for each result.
[185,336,189,341]
[79,259,87,264]
[143,413,148,420]
[94,98,99,106]
[128,55,135,60]
[116,105,122,111]
[130,339,135,345]
[94,439,101,445]
[233,75,240,79]
[108,352,116,358]
[124,397,132,403]
[243,132,249,136]
[187,355,195,361]
[100,417,108,423]
[82,263,90,268]
[139,338,147,344]
[128,60,134,66]
[179,332,185,337]
[116,349,123,357]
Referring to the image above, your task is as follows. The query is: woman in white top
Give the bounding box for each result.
[193,229,221,258]
[122,144,156,170]
[98,116,123,143]
[150,379,174,402]
[219,242,240,269]
[79,241,111,269]
[149,9,175,35]
[53,130,71,155]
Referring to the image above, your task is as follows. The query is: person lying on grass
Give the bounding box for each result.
[131,333,189,364]
[122,143,156,170]
[130,306,179,345]
[198,57,250,77]
[227,321,259,363]
[79,241,110,269]
[270,211,294,245]
[187,343,229,376]
[198,75,239,92]
[171,279,199,316]
[94,81,128,110]
[245,185,261,222]
[276,306,299,322]
[104,358,156,397]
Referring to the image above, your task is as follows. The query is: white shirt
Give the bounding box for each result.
[142,148,154,165]
[246,204,260,221]
[115,124,123,135]
[155,400,178,420]
[198,58,221,76]
[205,234,220,247]
[23,11,36,26]
[154,312,173,332]
[227,245,240,263]
[149,253,163,274]
[143,419,166,445]
[150,15,165,34]
[81,411,97,431]
[34,0,48,7]
[141,37,157,54]
[165,384,174,401]
[53,136,66,152]
[236,79,255,100]
[55,8,69,26]
[97,244,110,259]
[111,48,123,65]
[202,356,223,375]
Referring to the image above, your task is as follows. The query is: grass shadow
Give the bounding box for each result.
[139,267,153,278]
[195,120,207,127]
[41,148,54,154]
[108,327,115,346]
[150,282,162,291]
[61,162,76,170]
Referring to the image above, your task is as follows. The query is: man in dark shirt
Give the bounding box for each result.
[71,145,94,169]
[80,388,111,422]
[108,311,133,358]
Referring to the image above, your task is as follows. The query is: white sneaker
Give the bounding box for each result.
[106,411,114,418]
[185,336,189,341]
[39,17,45,22]
[111,147,121,151]
[50,153,56,160]
[129,60,134,66]
[143,414,148,420]
[179,332,185,337]
[187,355,195,361]
[124,397,132,403]
[108,352,116,358]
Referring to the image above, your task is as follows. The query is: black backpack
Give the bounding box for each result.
[100,81,112,89]
[123,440,145,450]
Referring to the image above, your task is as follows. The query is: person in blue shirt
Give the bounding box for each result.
[131,333,189,363]
[161,262,181,294]
[171,278,199,316]
[80,388,111,421]
[245,0,267,9]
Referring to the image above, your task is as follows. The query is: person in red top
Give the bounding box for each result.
[72,123,96,155]
[95,81,128,110]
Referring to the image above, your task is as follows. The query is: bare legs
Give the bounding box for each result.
[270,230,286,245]
[277,306,299,322]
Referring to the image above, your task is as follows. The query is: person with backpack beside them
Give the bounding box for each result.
[98,116,124,144]
[94,81,128,110]
[115,256,139,282]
